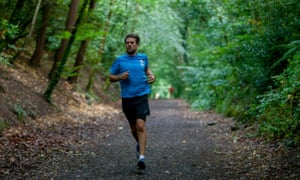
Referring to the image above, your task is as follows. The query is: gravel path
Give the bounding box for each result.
[2,65,299,179]
[53,99,227,179]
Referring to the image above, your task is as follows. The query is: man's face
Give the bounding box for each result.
[125,37,138,55]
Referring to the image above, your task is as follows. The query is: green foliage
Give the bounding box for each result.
[256,51,300,145]
[0,18,19,52]
[0,18,19,40]
[0,53,12,65]
[175,0,300,146]
[0,118,8,133]
[13,105,27,121]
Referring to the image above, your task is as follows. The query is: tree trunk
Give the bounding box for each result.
[44,0,89,103]
[67,40,89,84]
[48,0,80,79]
[68,0,97,84]
[29,0,42,37]
[30,1,51,67]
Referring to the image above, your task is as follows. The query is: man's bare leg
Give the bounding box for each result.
[130,125,138,142]
[136,118,146,156]
[136,118,146,169]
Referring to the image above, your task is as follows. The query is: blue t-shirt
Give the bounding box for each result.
[110,53,151,98]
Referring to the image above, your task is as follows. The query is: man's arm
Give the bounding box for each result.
[109,71,129,82]
[109,74,121,82]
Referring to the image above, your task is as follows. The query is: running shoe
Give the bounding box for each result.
[137,158,146,169]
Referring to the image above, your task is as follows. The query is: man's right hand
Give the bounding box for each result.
[119,71,129,80]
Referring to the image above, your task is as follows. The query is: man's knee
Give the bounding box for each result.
[136,119,146,132]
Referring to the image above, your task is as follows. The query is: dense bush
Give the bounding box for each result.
[256,49,300,146]
[180,0,300,146]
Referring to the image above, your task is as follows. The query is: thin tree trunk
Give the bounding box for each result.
[29,0,42,37]
[48,0,80,79]
[44,0,89,103]
[5,0,37,63]
[68,40,89,83]
[16,0,42,67]
[68,0,96,84]
[30,1,51,67]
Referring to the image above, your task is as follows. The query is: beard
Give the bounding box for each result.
[127,48,136,55]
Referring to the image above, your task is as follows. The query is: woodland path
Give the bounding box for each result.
[1,99,299,179]
[54,99,222,179]
[49,99,299,179]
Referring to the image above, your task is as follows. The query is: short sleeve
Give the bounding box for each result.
[110,58,120,75]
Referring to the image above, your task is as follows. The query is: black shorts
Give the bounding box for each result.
[122,95,150,125]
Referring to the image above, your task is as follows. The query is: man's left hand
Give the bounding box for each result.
[148,74,155,84]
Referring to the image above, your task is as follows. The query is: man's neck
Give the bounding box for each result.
[127,52,137,56]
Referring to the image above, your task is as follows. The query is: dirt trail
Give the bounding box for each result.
[2,99,299,179]
[52,99,224,179]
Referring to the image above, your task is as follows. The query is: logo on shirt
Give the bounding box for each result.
[140,59,145,67]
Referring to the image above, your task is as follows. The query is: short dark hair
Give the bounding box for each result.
[124,33,140,44]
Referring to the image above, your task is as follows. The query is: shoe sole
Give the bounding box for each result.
[137,160,146,170]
